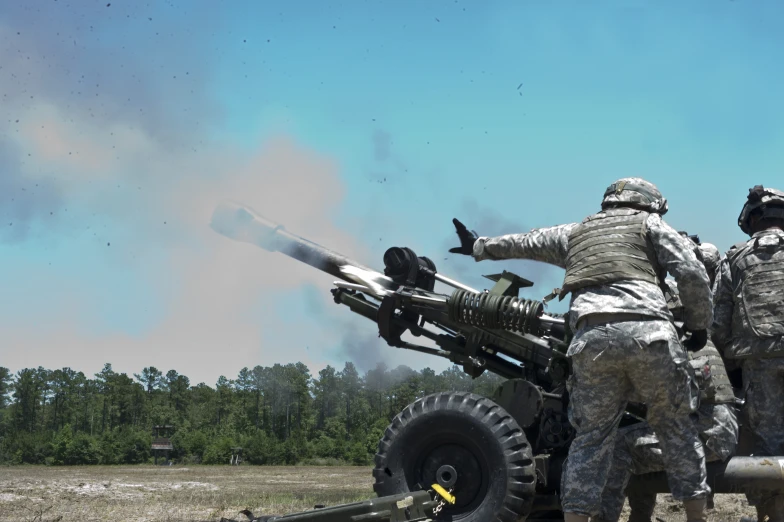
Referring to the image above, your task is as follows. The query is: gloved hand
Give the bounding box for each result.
[683,329,708,351]
[449,218,478,255]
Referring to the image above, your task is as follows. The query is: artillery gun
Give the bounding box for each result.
[211,201,784,522]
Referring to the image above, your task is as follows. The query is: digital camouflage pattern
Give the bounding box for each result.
[595,273,734,521]
[727,233,784,341]
[472,211,713,349]
[596,344,738,521]
[712,228,784,359]
[712,227,784,511]
[689,342,736,405]
[698,242,720,279]
[558,319,709,516]
[664,280,735,404]
[472,209,713,516]
[737,356,784,510]
[600,177,670,215]
[736,185,784,235]
[596,403,737,522]
[740,358,784,459]
[559,208,664,299]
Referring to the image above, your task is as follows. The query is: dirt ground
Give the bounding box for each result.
[0,465,758,521]
[622,494,756,521]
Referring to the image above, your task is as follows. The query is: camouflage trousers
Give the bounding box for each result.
[559,318,709,516]
[596,403,738,521]
[741,357,784,506]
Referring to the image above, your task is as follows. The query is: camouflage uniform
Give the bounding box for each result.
[712,186,784,518]
[467,178,713,518]
[597,278,738,522]
[598,397,737,522]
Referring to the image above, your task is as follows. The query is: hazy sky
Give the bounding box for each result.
[2,1,783,386]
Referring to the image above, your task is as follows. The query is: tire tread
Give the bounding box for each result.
[372,391,536,522]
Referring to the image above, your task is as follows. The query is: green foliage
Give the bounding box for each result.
[50,425,101,465]
[0,363,504,466]
[113,428,151,464]
[202,436,235,464]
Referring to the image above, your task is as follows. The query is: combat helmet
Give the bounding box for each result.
[601,177,669,215]
[738,185,784,235]
[698,242,720,274]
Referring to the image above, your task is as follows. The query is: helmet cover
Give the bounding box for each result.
[698,242,720,274]
[601,177,669,215]
[738,185,784,235]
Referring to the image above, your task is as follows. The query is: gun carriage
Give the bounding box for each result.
[211,201,784,522]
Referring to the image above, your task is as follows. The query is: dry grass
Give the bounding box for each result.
[0,466,372,522]
[0,465,758,521]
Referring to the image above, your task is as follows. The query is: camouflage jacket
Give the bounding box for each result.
[473,212,713,334]
[712,228,784,359]
[693,402,739,462]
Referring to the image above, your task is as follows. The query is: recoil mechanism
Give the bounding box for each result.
[448,290,544,334]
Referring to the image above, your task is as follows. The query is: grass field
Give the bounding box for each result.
[0,465,757,521]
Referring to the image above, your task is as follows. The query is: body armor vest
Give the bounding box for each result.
[727,233,784,339]
[688,342,736,404]
[560,208,664,298]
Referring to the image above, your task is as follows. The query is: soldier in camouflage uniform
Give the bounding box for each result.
[712,185,784,522]
[596,242,738,522]
[449,178,713,522]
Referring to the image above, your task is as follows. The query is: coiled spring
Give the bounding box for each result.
[447,290,544,334]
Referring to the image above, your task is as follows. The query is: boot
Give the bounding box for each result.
[627,512,654,522]
[683,497,708,522]
[564,513,591,522]
[628,489,657,522]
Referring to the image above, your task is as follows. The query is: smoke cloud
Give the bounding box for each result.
[0,2,400,385]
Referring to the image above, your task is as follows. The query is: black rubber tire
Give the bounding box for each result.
[372,391,537,522]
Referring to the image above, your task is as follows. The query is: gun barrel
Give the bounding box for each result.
[434,273,479,293]
[539,315,565,326]
[210,201,381,283]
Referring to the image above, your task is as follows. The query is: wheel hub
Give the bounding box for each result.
[419,443,485,511]
[436,465,457,489]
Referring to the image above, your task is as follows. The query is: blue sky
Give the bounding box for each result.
[1,0,783,386]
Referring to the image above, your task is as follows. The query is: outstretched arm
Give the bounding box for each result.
[467,222,577,268]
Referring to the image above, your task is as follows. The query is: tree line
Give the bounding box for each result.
[0,362,503,466]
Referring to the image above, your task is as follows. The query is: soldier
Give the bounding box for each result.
[449,178,713,522]
[712,185,784,522]
[596,242,739,522]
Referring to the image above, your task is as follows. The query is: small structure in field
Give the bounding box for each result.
[151,425,175,465]
[230,447,243,466]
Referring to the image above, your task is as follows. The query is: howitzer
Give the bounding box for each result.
[210,201,569,384]
[211,201,784,522]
